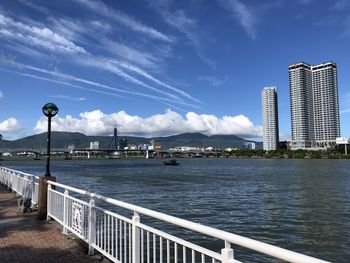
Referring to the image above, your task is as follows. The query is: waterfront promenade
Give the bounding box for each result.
[0,184,101,263]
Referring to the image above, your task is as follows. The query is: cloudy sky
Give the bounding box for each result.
[0,0,349,140]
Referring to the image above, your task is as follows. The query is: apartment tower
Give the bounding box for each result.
[289,63,314,149]
[289,62,340,150]
[262,86,279,151]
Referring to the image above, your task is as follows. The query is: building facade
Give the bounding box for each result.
[262,86,279,151]
[289,62,340,150]
[289,63,315,149]
[89,141,99,150]
[312,62,340,148]
[244,142,256,150]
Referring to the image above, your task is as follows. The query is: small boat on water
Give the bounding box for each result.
[163,159,179,166]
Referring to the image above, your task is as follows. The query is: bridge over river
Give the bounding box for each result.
[0,146,239,160]
[0,147,159,159]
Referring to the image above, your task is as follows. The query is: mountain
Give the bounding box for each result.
[0,132,262,150]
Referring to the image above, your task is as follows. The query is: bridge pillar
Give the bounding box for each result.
[145,150,149,159]
[34,152,41,160]
[37,176,56,220]
[87,151,90,159]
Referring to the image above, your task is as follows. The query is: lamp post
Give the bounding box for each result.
[37,103,59,219]
[42,103,59,176]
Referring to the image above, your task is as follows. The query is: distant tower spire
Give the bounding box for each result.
[109,127,120,150]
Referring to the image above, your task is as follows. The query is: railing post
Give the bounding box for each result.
[132,211,140,263]
[47,184,52,221]
[23,175,28,197]
[221,241,235,263]
[30,176,35,208]
[88,198,96,256]
[63,189,69,234]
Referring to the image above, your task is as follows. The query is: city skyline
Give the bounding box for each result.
[0,1,349,140]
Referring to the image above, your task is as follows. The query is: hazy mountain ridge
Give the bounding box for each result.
[0,132,262,150]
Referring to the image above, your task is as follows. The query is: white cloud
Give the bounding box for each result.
[0,118,22,132]
[198,75,228,87]
[1,63,197,111]
[72,0,172,43]
[76,57,188,103]
[114,60,202,103]
[17,0,50,15]
[333,0,350,10]
[48,95,87,101]
[0,12,88,55]
[34,109,262,138]
[147,2,215,67]
[297,0,316,5]
[0,90,3,98]
[340,109,350,114]
[344,15,350,36]
[218,0,256,39]
[0,11,200,110]
[102,39,160,68]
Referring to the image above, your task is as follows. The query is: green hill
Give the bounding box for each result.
[0,132,262,150]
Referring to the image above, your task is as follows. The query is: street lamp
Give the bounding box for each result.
[42,103,59,176]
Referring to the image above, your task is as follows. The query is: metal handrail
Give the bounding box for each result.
[0,167,40,180]
[0,167,40,205]
[47,180,330,263]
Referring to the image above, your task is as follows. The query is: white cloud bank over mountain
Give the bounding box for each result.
[0,118,22,133]
[34,110,262,138]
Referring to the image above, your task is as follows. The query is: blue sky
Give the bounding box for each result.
[0,0,349,140]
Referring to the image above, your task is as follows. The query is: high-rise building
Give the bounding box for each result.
[289,62,340,150]
[289,63,315,149]
[262,86,279,151]
[312,62,340,148]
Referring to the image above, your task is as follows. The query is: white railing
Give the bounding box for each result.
[47,180,331,263]
[0,167,40,205]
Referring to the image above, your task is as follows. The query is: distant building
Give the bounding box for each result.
[289,62,340,150]
[262,86,279,151]
[119,138,128,150]
[171,146,205,152]
[151,140,162,150]
[244,142,256,150]
[128,144,137,150]
[89,141,99,150]
[278,141,289,150]
[67,145,75,152]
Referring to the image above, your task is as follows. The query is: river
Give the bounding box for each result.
[3,158,349,262]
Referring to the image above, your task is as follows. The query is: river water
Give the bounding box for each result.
[3,158,350,262]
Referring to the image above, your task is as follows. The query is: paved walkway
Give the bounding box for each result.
[0,184,104,263]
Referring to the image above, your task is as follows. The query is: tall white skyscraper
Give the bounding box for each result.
[289,63,315,149]
[262,86,279,151]
[289,62,340,150]
[312,62,340,148]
